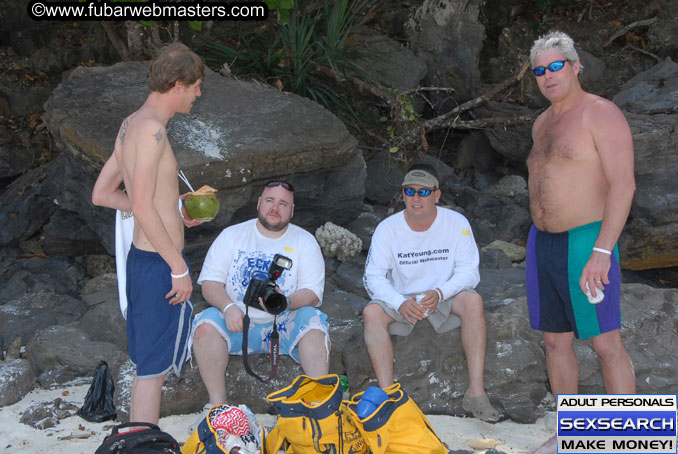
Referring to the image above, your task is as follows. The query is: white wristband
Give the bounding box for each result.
[592,247,612,255]
[435,288,444,301]
[222,302,236,315]
[171,269,189,279]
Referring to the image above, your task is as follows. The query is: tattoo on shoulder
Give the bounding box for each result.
[119,118,129,144]
[154,129,163,145]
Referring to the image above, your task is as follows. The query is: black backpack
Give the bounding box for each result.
[94,422,181,454]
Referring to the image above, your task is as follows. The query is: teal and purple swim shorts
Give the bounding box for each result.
[526,221,621,339]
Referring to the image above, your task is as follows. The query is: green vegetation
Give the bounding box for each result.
[198,0,372,120]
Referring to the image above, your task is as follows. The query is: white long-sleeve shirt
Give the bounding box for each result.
[363,207,480,311]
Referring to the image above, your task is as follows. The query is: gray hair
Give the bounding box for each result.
[530,30,583,72]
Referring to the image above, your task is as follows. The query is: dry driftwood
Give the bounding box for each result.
[321,59,535,158]
[603,17,658,48]
[392,59,533,152]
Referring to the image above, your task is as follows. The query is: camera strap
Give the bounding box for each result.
[241,309,280,383]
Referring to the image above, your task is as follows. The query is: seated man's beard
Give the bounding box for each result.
[258,213,289,232]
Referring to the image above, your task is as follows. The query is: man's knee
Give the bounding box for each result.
[192,322,220,347]
[591,330,626,362]
[453,291,484,319]
[542,331,574,355]
[299,329,329,352]
[298,329,330,370]
[300,328,326,343]
[363,302,390,327]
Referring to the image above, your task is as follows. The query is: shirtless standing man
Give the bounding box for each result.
[92,42,204,424]
[526,31,636,452]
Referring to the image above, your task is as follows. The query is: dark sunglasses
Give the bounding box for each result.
[265,180,294,192]
[533,60,568,76]
[403,187,434,197]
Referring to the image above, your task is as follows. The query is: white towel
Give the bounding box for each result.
[115,209,134,319]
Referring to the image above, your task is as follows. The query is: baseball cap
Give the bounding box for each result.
[402,168,439,188]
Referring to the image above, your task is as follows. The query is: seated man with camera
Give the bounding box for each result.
[190,180,328,409]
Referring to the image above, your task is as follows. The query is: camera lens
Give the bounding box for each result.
[262,289,287,315]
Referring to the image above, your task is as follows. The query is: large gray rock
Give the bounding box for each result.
[0,291,85,347]
[0,145,34,180]
[355,27,428,92]
[344,204,389,252]
[0,254,85,301]
[619,113,678,270]
[579,283,678,394]
[613,58,678,112]
[405,0,485,101]
[77,295,127,351]
[42,209,107,257]
[364,152,406,204]
[330,254,369,299]
[479,247,512,269]
[78,274,127,351]
[445,182,531,245]
[611,59,678,269]
[0,163,58,247]
[20,398,80,429]
[26,325,123,383]
[647,5,678,58]
[0,359,36,407]
[43,62,366,254]
[0,151,104,255]
[477,101,534,167]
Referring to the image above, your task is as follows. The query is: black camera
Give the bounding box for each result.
[243,254,293,315]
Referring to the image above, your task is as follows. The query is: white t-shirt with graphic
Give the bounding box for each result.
[363,207,480,311]
[198,219,325,323]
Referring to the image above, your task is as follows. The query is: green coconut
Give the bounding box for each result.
[184,185,220,221]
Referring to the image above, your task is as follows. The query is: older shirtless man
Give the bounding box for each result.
[92,43,204,424]
[526,31,636,451]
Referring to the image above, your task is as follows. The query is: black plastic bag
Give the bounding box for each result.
[78,360,116,422]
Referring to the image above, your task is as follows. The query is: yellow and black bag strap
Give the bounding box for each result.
[193,416,227,453]
[268,375,343,420]
[348,387,409,431]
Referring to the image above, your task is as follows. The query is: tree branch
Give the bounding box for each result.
[318,59,535,158]
[396,59,531,148]
[603,17,658,48]
[99,21,130,61]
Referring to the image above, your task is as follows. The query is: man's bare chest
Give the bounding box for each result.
[529,116,592,165]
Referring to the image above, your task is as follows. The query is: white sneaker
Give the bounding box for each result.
[188,403,213,434]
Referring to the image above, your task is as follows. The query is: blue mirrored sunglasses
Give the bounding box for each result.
[403,187,434,197]
[533,60,568,76]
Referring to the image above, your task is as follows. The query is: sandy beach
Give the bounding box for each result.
[1,382,555,453]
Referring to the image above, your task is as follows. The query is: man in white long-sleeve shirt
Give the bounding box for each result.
[362,164,498,421]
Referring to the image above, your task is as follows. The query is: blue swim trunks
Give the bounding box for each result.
[526,221,622,339]
[126,245,193,379]
[190,306,330,363]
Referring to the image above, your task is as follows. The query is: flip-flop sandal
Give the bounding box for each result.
[462,393,499,422]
